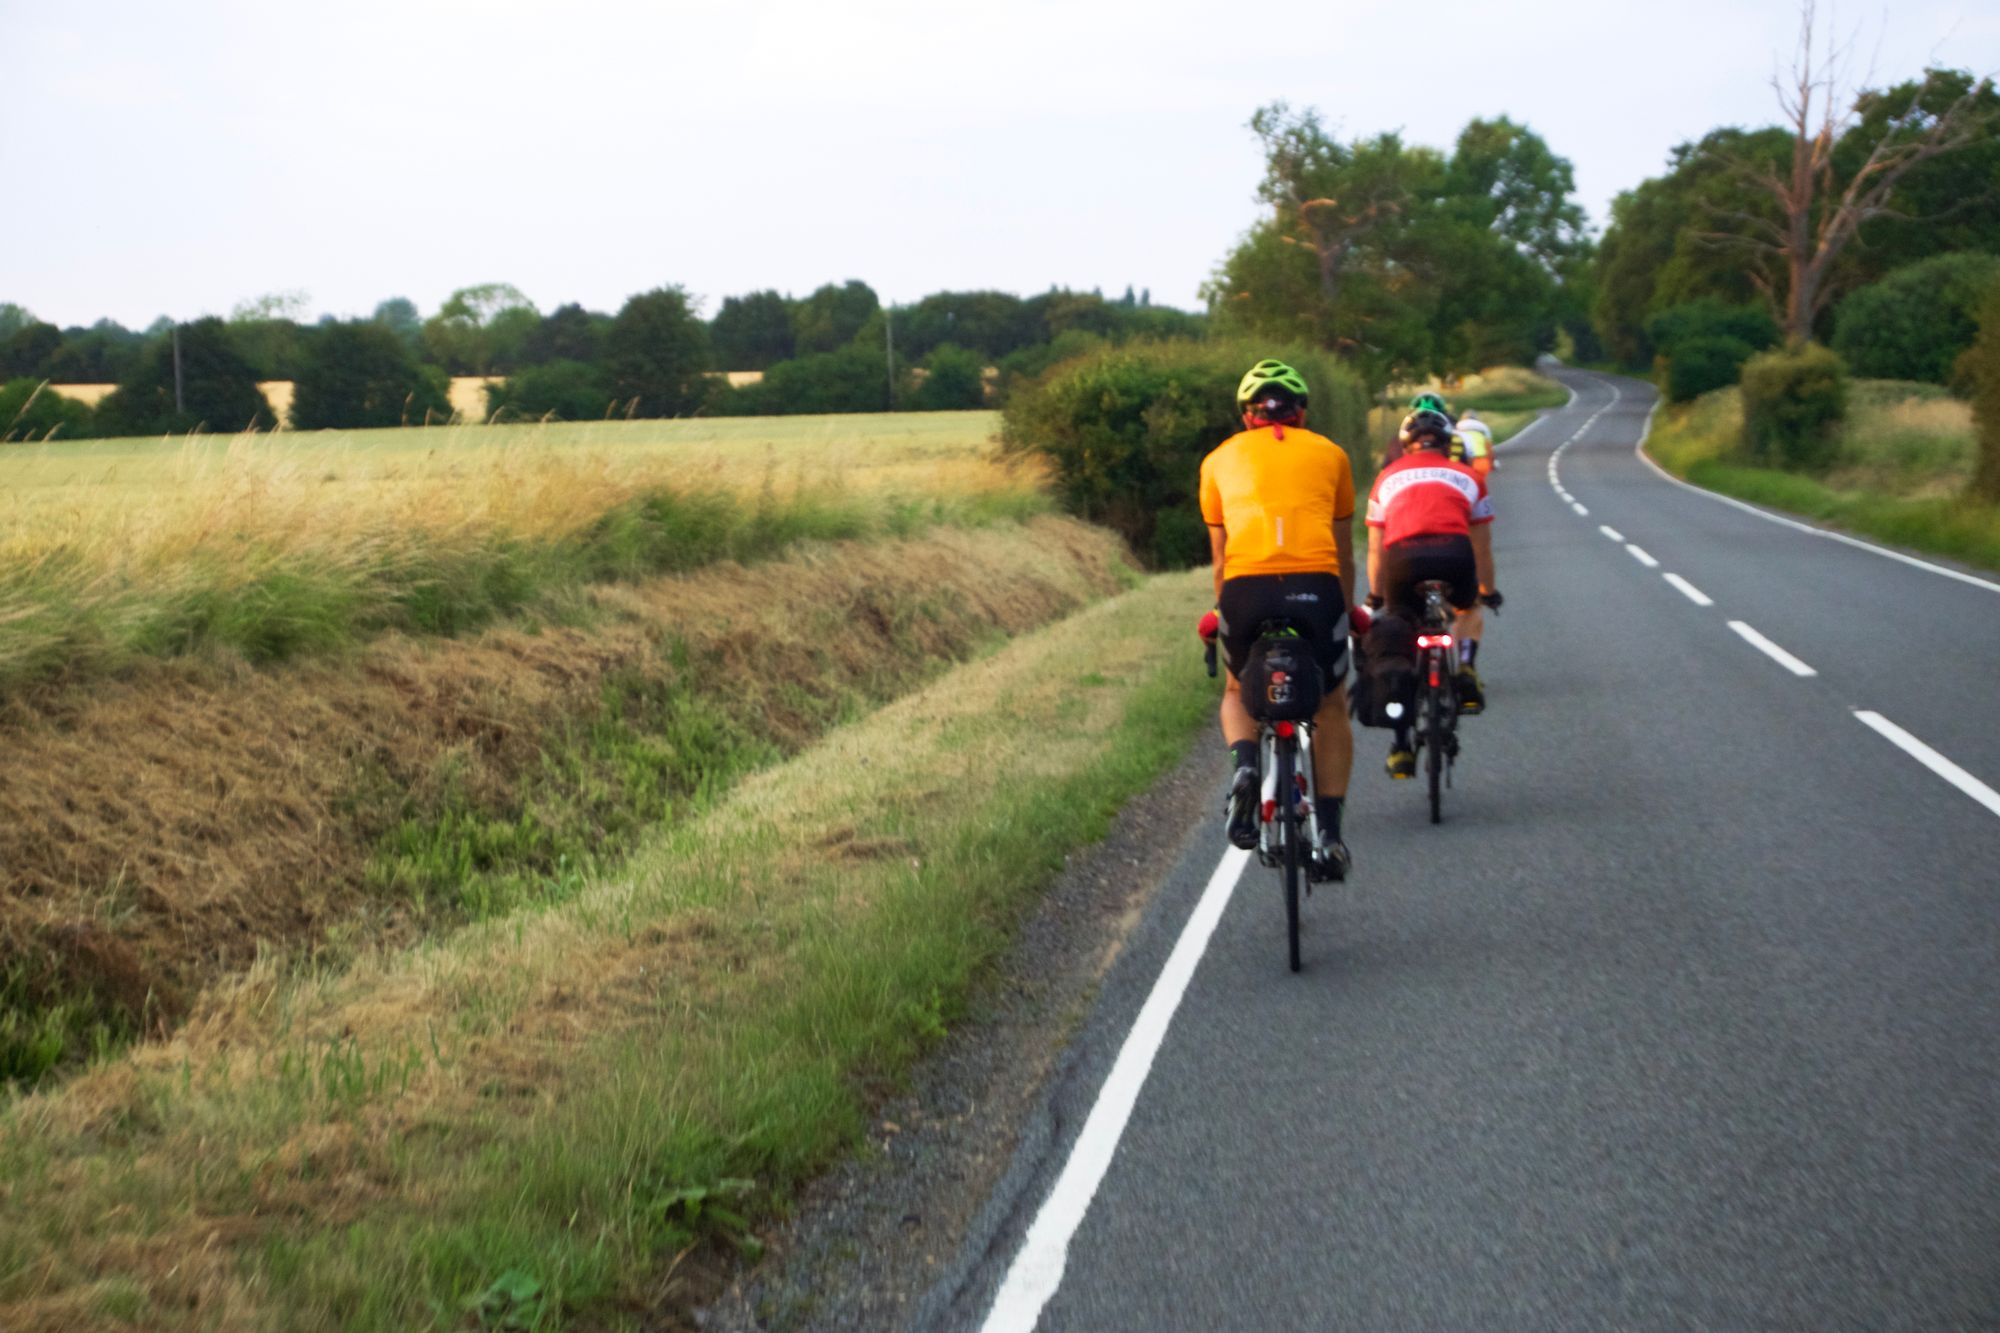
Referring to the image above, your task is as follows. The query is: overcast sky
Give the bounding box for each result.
[4,0,1995,329]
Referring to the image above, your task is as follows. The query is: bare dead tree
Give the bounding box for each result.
[1702,0,1997,342]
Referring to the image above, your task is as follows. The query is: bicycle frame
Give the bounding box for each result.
[1257,719,1319,866]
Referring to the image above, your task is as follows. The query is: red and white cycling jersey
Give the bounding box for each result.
[1364,451,1494,545]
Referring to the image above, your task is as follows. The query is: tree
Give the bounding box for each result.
[0,378,94,442]
[228,290,312,380]
[0,304,36,342]
[1837,70,2000,284]
[710,290,796,369]
[290,321,451,429]
[422,282,537,374]
[1832,252,2000,383]
[606,286,712,417]
[1969,281,2000,501]
[41,321,145,384]
[792,280,879,354]
[0,322,63,379]
[1701,4,2000,343]
[520,303,608,366]
[907,343,987,410]
[95,318,274,435]
[371,297,423,349]
[484,360,615,421]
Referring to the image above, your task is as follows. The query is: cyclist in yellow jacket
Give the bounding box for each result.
[1199,359,1357,879]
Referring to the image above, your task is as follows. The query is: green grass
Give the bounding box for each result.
[0,570,1216,1329]
[1645,383,2000,572]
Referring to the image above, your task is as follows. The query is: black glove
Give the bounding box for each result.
[1479,589,1504,611]
[1365,593,1385,611]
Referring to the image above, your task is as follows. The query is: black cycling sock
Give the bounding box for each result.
[1228,739,1258,773]
[1315,795,1344,841]
[1460,639,1479,669]
[1392,725,1411,752]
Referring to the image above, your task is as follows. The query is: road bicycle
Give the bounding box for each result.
[1411,581,1463,825]
[1206,621,1326,973]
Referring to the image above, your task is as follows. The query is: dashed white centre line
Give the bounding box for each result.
[1598,525,1625,542]
[1625,543,1659,568]
[1571,501,1589,516]
[1727,620,1817,676]
[980,847,1251,1331]
[1662,573,1713,606]
[1853,711,2000,820]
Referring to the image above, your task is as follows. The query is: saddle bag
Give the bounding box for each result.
[1241,634,1323,723]
[1353,613,1417,729]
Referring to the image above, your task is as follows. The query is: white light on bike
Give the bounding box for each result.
[1386,702,1404,719]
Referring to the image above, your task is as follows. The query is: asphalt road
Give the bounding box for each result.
[917,370,2000,1331]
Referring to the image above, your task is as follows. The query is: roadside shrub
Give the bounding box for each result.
[607,286,712,418]
[713,343,892,416]
[1739,343,1849,473]
[1646,300,1780,359]
[1666,335,1756,403]
[1002,339,1368,567]
[486,360,616,422]
[1832,252,2000,386]
[94,318,274,435]
[291,321,452,429]
[906,343,986,411]
[0,378,94,442]
[1968,279,2000,502]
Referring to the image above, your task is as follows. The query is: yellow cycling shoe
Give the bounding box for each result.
[1386,748,1416,780]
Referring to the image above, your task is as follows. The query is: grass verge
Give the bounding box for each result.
[1644,384,2000,573]
[0,567,1215,1331]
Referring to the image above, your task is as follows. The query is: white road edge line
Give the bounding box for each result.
[1598,525,1625,542]
[1853,710,2000,820]
[1626,543,1659,568]
[1632,415,2000,597]
[1662,573,1713,606]
[1727,620,1817,677]
[980,847,1251,1333]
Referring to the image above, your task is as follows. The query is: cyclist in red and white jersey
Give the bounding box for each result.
[1364,408,1502,779]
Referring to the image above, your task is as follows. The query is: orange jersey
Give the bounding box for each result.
[1198,425,1356,581]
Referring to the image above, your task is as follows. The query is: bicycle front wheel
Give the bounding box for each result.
[1275,740,1302,972]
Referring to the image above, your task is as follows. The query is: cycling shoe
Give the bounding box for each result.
[1224,765,1259,850]
[1386,748,1416,780]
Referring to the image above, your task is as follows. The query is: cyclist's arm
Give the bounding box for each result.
[1470,521,1496,593]
[1208,524,1227,602]
[1366,525,1384,603]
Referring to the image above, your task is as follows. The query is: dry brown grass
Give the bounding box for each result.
[0,564,1208,1332]
[0,517,1125,1061]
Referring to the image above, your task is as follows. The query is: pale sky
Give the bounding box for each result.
[5,0,1995,329]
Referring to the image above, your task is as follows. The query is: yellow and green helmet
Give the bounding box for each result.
[1236,359,1310,409]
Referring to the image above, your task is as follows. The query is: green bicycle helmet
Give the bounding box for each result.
[1236,359,1311,409]
[1410,391,1450,416]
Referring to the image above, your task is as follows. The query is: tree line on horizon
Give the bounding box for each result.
[0,281,1203,439]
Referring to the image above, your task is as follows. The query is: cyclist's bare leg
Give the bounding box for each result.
[1455,605,1483,642]
[1220,670,1256,746]
[1311,684,1352,798]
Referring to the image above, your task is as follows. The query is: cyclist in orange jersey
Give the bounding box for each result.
[1199,359,1357,879]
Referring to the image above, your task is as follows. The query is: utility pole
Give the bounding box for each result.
[884,307,896,411]
[172,323,185,415]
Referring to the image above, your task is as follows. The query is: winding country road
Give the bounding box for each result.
[917,370,2000,1330]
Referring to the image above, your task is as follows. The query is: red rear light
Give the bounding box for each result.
[1417,633,1454,650]
[1261,799,1276,822]
[1274,720,1295,738]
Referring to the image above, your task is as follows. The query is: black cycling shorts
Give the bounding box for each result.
[1218,572,1349,690]
[1379,534,1478,613]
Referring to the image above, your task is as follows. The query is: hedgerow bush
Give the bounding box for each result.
[1001,340,1369,567]
[1833,252,2000,386]
[486,359,616,422]
[0,378,95,442]
[1666,335,1757,403]
[1968,279,2000,502]
[1740,343,1849,473]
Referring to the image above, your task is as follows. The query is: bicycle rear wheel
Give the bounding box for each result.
[1275,740,1302,972]
[1426,677,1444,825]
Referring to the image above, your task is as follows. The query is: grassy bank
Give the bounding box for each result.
[0,567,1214,1331]
[1,519,1131,1088]
[1644,382,2000,572]
[0,412,1035,691]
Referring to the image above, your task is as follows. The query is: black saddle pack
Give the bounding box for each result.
[1350,613,1417,729]
[1241,633,1323,723]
